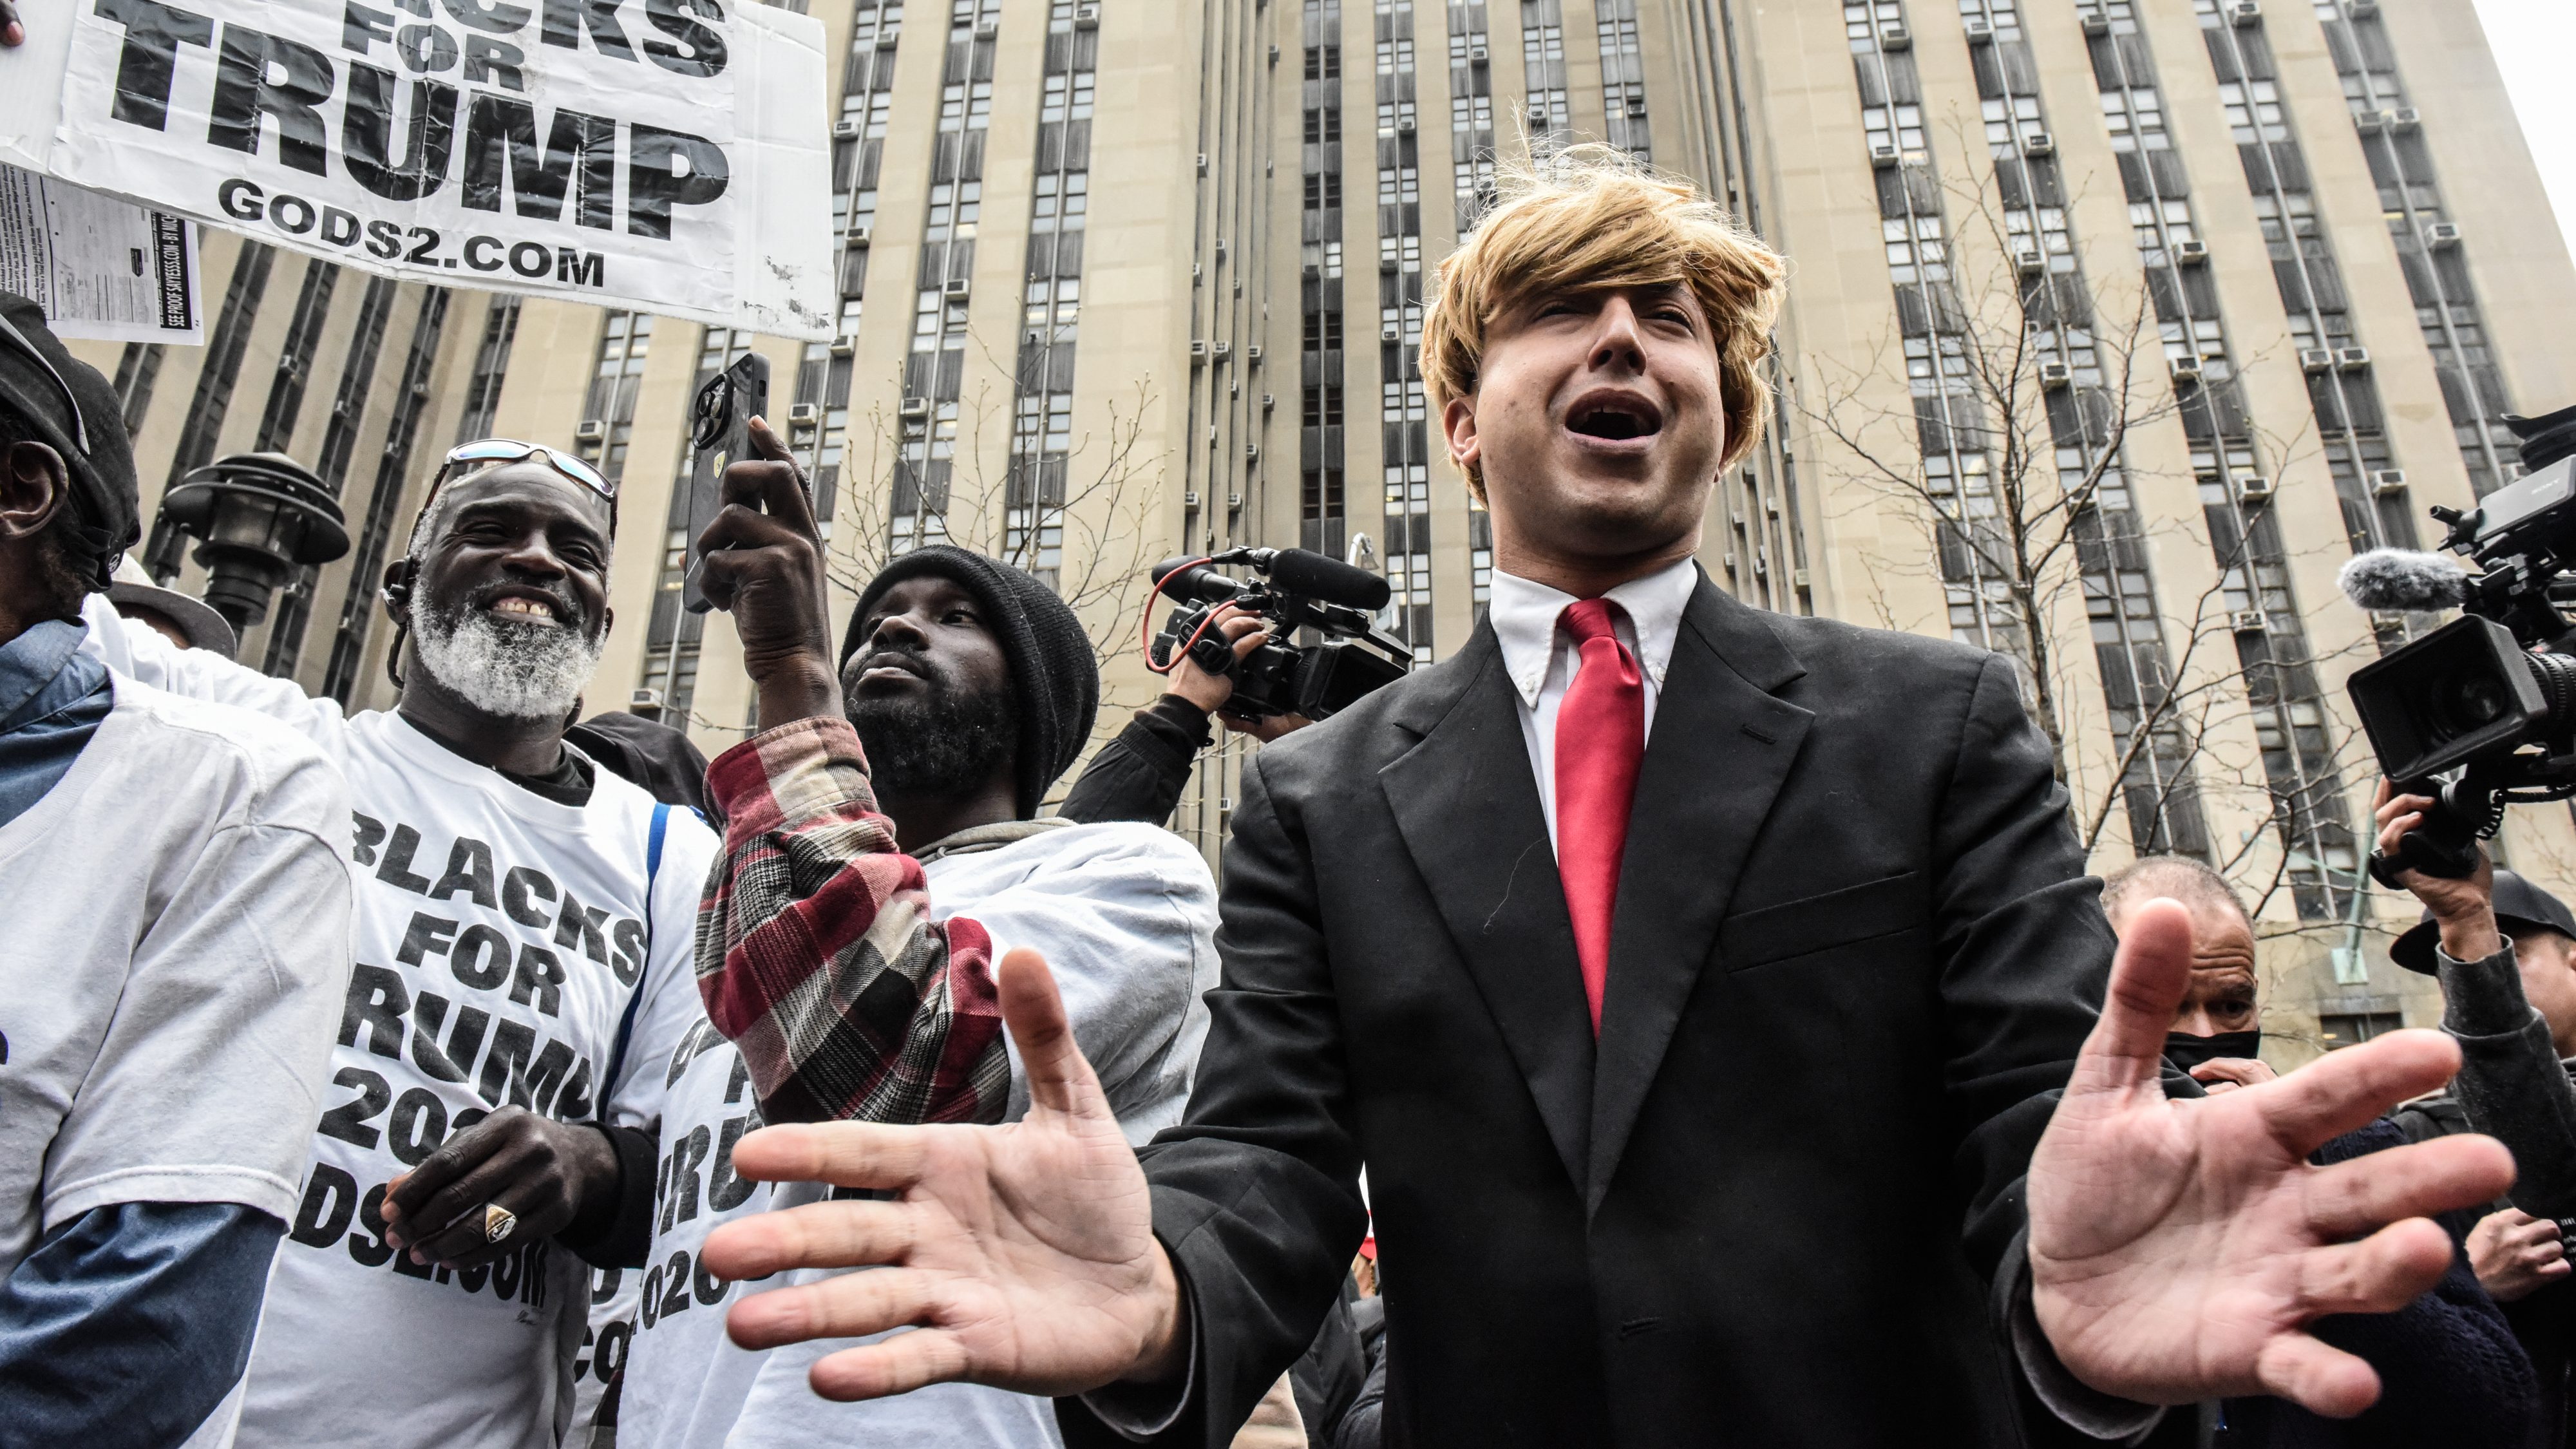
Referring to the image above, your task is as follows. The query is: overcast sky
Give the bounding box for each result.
[2470,0,2576,257]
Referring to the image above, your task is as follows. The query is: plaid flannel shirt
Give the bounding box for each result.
[697,715,1009,1126]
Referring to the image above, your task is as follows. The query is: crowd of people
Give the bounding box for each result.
[3,144,2570,1449]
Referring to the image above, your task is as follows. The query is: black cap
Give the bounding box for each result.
[2391,867,2576,972]
[842,545,1100,819]
[0,291,137,589]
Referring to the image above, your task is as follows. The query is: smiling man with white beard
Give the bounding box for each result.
[407,571,609,724]
[79,440,721,1449]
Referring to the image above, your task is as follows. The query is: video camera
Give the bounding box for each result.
[1146,547,1411,721]
[2343,402,2576,880]
[2345,408,2576,1235]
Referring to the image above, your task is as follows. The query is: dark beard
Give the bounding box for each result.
[849,678,1019,802]
[32,528,93,616]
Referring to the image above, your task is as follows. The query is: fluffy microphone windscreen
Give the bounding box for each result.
[2337,549,2472,612]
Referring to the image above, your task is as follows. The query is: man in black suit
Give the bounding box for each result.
[692,151,2513,1446]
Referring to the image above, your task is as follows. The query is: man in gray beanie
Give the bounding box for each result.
[605,520,1220,1449]
[838,542,1101,829]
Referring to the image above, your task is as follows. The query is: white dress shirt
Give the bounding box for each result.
[1486,556,1699,852]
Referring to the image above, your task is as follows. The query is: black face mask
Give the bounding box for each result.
[2163,1030,2262,1074]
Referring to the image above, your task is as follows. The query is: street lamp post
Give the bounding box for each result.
[151,452,351,635]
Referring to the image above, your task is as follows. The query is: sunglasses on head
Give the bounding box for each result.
[434,439,616,505]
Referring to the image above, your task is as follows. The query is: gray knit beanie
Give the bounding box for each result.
[842,545,1100,819]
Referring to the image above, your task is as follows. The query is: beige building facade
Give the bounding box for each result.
[73,0,2576,1061]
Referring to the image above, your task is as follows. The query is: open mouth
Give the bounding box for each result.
[1566,392,1664,442]
[484,592,566,627]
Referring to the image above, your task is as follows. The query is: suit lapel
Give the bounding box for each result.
[1586,578,1814,1213]
[1380,625,1596,1193]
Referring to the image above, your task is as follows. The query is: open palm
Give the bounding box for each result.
[699,948,1182,1399]
[2029,898,2514,1416]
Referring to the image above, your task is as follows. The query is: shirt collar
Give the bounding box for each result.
[0,619,88,731]
[1488,555,1700,708]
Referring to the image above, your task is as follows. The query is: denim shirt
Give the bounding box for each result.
[0,618,110,829]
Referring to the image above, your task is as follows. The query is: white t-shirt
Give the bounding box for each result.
[79,600,721,1449]
[571,1265,641,1446]
[612,819,1219,1449]
[0,679,352,1445]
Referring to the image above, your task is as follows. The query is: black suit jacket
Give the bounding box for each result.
[1067,576,2117,1448]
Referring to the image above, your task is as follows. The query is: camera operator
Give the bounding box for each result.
[2375,780,2576,1444]
[1057,602,1309,828]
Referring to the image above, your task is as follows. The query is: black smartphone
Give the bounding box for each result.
[681,352,771,614]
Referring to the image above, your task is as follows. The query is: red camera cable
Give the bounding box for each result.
[1142,557,1221,675]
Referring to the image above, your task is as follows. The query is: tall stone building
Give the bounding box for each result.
[74,0,2576,1059]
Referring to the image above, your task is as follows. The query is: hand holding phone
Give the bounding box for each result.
[694,412,840,727]
[681,353,773,613]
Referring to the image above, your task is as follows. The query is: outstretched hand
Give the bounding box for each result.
[2029,898,2514,1416]
[699,948,1186,1399]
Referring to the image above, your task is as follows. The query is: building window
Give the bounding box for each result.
[1301,6,1349,561]
[322,288,450,705]
[263,276,401,679]
[1596,0,1649,159]
[1522,0,1569,142]
[2315,0,2515,491]
[578,312,654,482]
[2320,1012,2403,1049]
[153,243,276,568]
[253,261,339,453]
[896,0,1001,554]
[113,342,165,434]
[455,296,522,444]
[797,1,905,504]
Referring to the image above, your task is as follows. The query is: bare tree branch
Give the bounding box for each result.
[1796,121,2373,919]
[809,329,1170,721]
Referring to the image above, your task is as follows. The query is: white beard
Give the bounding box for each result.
[410,601,605,720]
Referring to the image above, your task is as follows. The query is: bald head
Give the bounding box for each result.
[2102,855,2248,936]
[2104,855,2260,1039]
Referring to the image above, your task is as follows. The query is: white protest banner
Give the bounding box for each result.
[0,164,202,343]
[33,0,829,338]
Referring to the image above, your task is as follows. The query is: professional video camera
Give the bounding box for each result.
[2341,402,2576,880]
[1145,547,1411,721]
[2344,406,2576,1238]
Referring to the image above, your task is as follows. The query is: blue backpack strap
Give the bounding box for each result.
[597,802,672,1121]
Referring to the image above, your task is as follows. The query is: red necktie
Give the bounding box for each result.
[1554,598,1645,1036]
